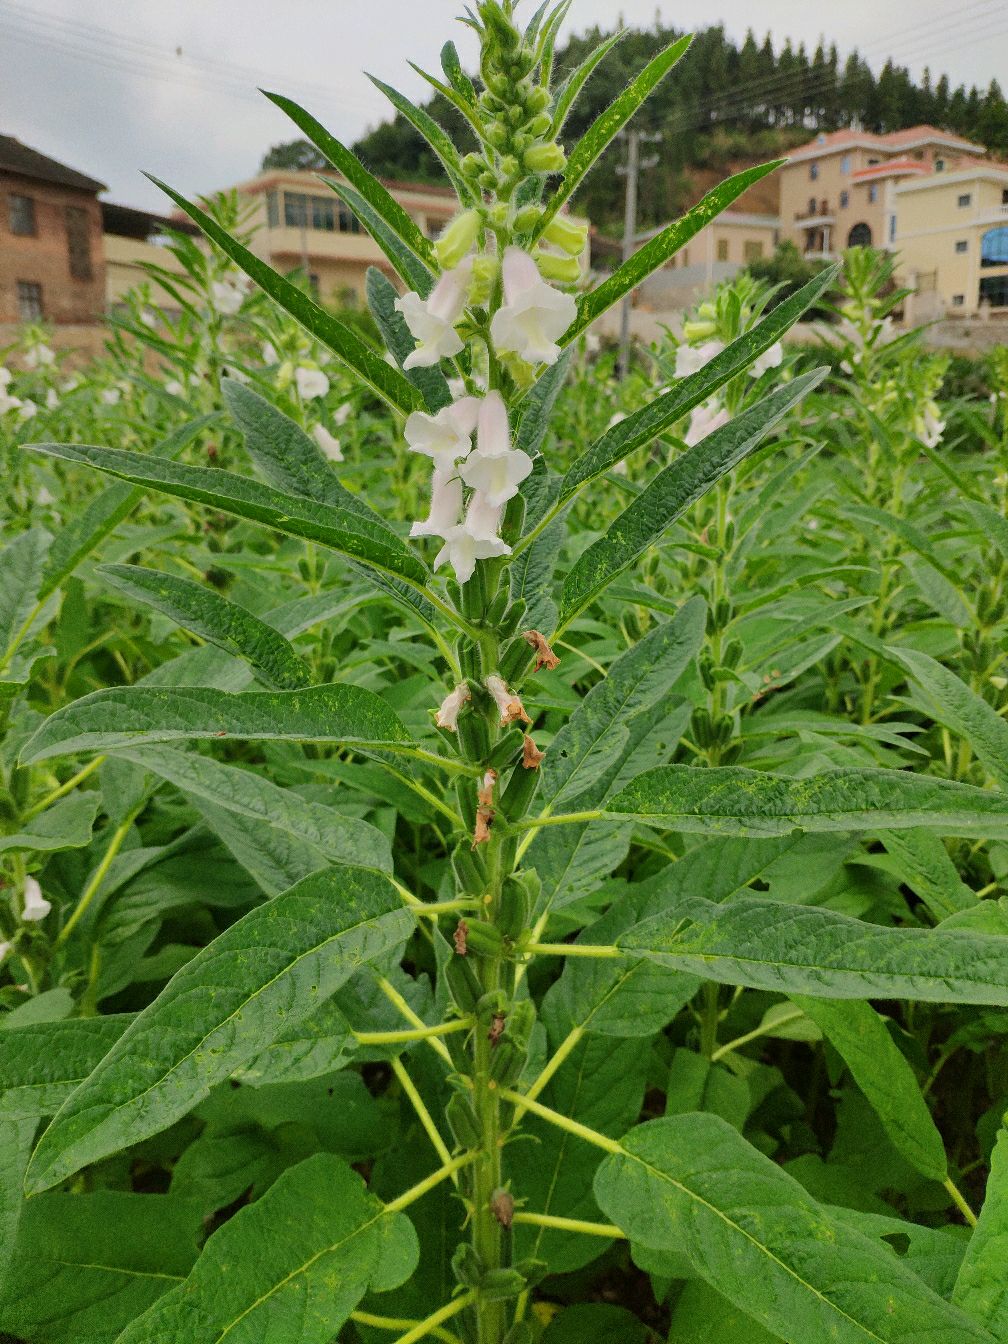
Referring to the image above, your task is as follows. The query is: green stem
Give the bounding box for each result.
[21,757,104,822]
[511,1211,624,1238]
[350,1310,462,1344]
[523,941,621,960]
[355,1018,473,1045]
[57,807,140,947]
[389,1292,477,1344]
[391,1056,457,1179]
[499,1088,622,1154]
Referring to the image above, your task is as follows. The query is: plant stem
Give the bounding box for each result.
[499,1088,622,1154]
[21,756,104,821]
[57,806,140,947]
[391,1056,457,1178]
[523,941,621,960]
[944,1176,978,1228]
[355,1019,473,1046]
[376,977,454,1067]
[350,1310,462,1344]
[389,1292,477,1344]
[386,1153,477,1213]
[511,1211,624,1238]
[509,1025,584,1119]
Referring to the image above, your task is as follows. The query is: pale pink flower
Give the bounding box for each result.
[490,247,577,366]
[396,259,473,369]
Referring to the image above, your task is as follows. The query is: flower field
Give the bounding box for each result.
[3,4,1008,1343]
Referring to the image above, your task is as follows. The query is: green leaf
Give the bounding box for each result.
[25,866,413,1192]
[365,76,474,203]
[557,370,827,628]
[565,161,784,342]
[0,792,99,854]
[792,997,947,1183]
[115,744,392,875]
[543,1304,648,1344]
[27,440,430,592]
[0,1100,38,1284]
[534,35,693,240]
[0,1191,200,1343]
[889,646,1008,791]
[617,890,1008,1004]
[327,177,434,295]
[99,564,312,690]
[875,829,977,922]
[558,267,839,500]
[953,1125,1008,1335]
[667,1281,783,1344]
[0,1015,130,1117]
[117,1154,418,1344]
[551,31,626,133]
[594,1114,993,1344]
[261,90,436,264]
[21,682,413,766]
[606,763,1008,837]
[147,175,423,415]
[0,526,50,668]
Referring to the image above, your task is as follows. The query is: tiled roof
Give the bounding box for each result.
[0,134,106,193]
[788,124,985,162]
[851,159,929,181]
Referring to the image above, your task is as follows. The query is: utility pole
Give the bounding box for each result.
[616,128,661,379]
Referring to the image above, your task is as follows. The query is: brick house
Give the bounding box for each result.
[0,134,106,325]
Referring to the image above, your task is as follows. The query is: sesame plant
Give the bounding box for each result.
[6,5,1008,1344]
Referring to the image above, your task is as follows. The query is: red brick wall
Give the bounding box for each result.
[0,173,105,324]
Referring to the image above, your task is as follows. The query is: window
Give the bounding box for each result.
[889,214,896,243]
[868,184,879,204]
[867,157,880,166]
[311,197,336,231]
[743,240,763,261]
[957,193,972,208]
[840,154,851,174]
[840,190,849,209]
[266,191,279,228]
[810,162,819,181]
[65,205,92,280]
[337,203,361,234]
[1002,188,1008,205]
[9,194,35,235]
[981,226,1008,267]
[980,274,1008,307]
[16,281,43,320]
[848,222,872,246]
[716,238,729,261]
[955,239,968,254]
[808,197,817,216]
[284,192,308,227]
[935,158,945,172]
[952,294,965,306]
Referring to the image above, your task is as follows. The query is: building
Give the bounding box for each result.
[227,169,460,306]
[0,134,106,325]
[101,202,197,312]
[890,166,1008,317]
[779,125,985,258]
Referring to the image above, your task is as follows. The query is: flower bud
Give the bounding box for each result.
[682,318,717,341]
[498,155,520,181]
[542,214,588,257]
[486,120,510,150]
[511,204,543,234]
[461,152,485,181]
[434,209,482,269]
[523,142,567,174]
[469,255,500,307]
[525,86,550,114]
[479,170,499,192]
[527,112,553,139]
[534,250,581,284]
[486,202,510,229]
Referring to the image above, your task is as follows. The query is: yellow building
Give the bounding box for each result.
[227,170,459,306]
[779,125,985,258]
[890,166,1008,317]
[101,203,197,312]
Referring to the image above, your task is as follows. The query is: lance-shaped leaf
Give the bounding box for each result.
[27,441,429,590]
[328,178,434,295]
[564,161,784,343]
[148,175,423,415]
[262,90,435,265]
[557,370,826,628]
[953,1125,1008,1335]
[117,1154,417,1344]
[21,682,413,766]
[557,266,838,500]
[0,1015,131,1118]
[605,763,1008,838]
[25,867,414,1192]
[0,791,99,854]
[889,646,1008,791]
[532,35,693,241]
[616,892,1008,1004]
[593,1114,993,1344]
[791,997,948,1183]
[366,76,474,203]
[552,30,626,133]
[0,1102,38,1285]
[99,564,312,690]
[0,527,50,670]
[366,267,453,412]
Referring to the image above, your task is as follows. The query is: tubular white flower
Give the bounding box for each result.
[211,275,249,315]
[458,391,533,507]
[334,402,352,427]
[46,388,59,409]
[411,465,463,538]
[749,341,784,378]
[675,339,724,379]
[0,941,10,963]
[396,259,473,370]
[464,490,503,541]
[484,674,528,726]
[405,397,480,466]
[22,876,51,922]
[435,683,471,731]
[684,400,730,448]
[312,423,344,462]
[19,399,37,420]
[24,344,55,370]
[434,527,510,584]
[165,380,184,397]
[295,366,329,400]
[489,247,577,367]
[0,367,11,385]
[101,388,121,406]
[0,392,22,416]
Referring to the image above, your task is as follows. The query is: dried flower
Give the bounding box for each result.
[522,630,560,673]
[454,919,469,955]
[522,735,544,769]
[435,683,471,731]
[485,674,529,726]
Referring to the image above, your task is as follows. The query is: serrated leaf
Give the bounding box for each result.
[148,176,423,415]
[99,564,312,690]
[594,1114,993,1344]
[953,1125,1008,1334]
[557,371,826,628]
[606,763,1008,838]
[21,682,413,766]
[25,867,413,1191]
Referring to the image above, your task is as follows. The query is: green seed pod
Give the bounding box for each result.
[451,1242,484,1288]
[498,637,534,684]
[498,877,530,940]
[452,842,487,895]
[455,777,477,831]
[477,989,509,1024]
[458,704,490,763]
[506,1000,536,1048]
[499,758,540,821]
[445,954,483,1014]
[456,637,482,681]
[698,652,716,691]
[461,568,487,621]
[721,637,743,670]
[723,517,736,548]
[691,706,713,748]
[445,579,462,608]
[464,920,505,957]
[445,1093,481,1151]
[715,596,733,630]
[489,1039,525,1086]
[720,740,744,765]
[488,726,525,771]
[715,713,735,745]
[485,585,511,628]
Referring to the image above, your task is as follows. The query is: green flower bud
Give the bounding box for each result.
[527,112,553,138]
[523,141,567,174]
[461,153,485,181]
[542,214,588,256]
[682,318,717,341]
[486,120,510,150]
[510,130,532,155]
[486,202,510,229]
[434,209,482,269]
[479,170,499,192]
[469,255,500,306]
[512,204,543,234]
[498,155,520,181]
[534,250,581,284]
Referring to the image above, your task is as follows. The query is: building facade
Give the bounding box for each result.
[633,210,780,309]
[0,134,106,325]
[101,202,197,312]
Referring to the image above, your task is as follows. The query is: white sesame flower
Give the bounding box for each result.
[405,397,480,466]
[211,274,250,315]
[435,683,471,730]
[434,526,510,584]
[917,402,945,449]
[684,400,730,448]
[262,341,279,364]
[411,464,462,539]
[165,380,184,397]
[0,392,22,416]
[484,673,528,726]
[0,367,11,386]
[458,392,533,507]
[37,485,55,505]
[396,259,473,369]
[21,876,51,922]
[312,423,344,462]
[18,398,37,421]
[585,332,601,355]
[61,374,80,392]
[749,341,784,378]
[333,402,352,426]
[24,344,55,370]
[489,247,577,366]
[464,490,503,541]
[101,387,121,406]
[0,941,10,963]
[675,339,724,379]
[46,388,59,409]
[295,366,329,400]
[140,308,157,329]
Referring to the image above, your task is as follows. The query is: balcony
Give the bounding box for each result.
[795,201,836,230]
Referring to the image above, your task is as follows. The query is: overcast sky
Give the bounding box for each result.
[3,0,1006,212]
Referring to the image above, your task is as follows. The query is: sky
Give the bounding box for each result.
[3,0,1006,212]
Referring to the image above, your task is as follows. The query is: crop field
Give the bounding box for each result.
[3,4,1008,1343]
